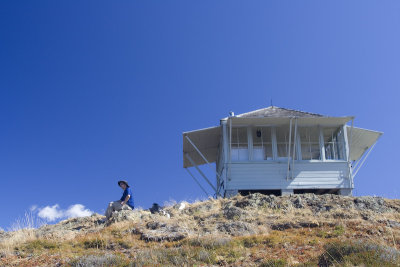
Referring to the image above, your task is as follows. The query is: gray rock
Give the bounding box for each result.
[35,214,105,239]
[292,196,305,209]
[146,221,166,230]
[223,206,247,220]
[106,210,142,225]
[141,231,187,242]
[271,221,319,230]
[69,254,124,267]
[140,223,188,242]
[235,193,278,209]
[217,221,256,236]
[184,202,216,216]
[354,196,390,213]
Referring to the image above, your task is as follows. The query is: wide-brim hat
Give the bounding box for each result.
[118,180,130,187]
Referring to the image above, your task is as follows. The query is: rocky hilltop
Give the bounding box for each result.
[1,194,400,266]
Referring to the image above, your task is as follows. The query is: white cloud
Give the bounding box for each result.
[36,204,93,222]
[65,204,93,218]
[38,204,64,221]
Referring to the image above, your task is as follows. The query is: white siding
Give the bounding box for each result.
[227,161,350,190]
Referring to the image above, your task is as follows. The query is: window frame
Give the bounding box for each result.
[228,124,347,163]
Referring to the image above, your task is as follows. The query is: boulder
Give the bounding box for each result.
[140,223,188,242]
[35,213,105,240]
[354,196,391,213]
[217,221,256,236]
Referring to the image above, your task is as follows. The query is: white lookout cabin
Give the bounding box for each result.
[183,106,382,197]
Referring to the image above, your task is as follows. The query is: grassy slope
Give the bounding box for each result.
[1,194,400,266]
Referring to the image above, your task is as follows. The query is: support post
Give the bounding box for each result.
[185,153,217,194]
[221,119,229,195]
[247,127,253,161]
[343,124,350,162]
[229,117,232,181]
[286,118,293,180]
[352,142,377,178]
[342,124,353,189]
[185,168,210,196]
[319,126,326,161]
[271,127,277,160]
[348,118,354,162]
[291,118,298,179]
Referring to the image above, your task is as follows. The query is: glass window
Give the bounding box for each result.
[299,127,321,160]
[323,127,345,160]
[252,127,273,160]
[231,127,248,161]
[275,126,297,160]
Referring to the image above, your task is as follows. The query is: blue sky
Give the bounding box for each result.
[1,1,399,229]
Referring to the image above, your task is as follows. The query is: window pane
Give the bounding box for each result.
[277,143,288,158]
[299,127,321,160]
[252,127,272,160]
[323,127,344,160]
[232,127,248,145]
[275,126,296,159]
[231,127,248,161]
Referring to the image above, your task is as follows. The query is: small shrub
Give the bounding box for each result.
[69,254,129,267]
[117,240,131,249]
[318,241,400,266]
[197,249,215,263]
[308,238,318,246]
[83,238,107,249]
[182,236,232,249]
[17,239,58,253]
[214,246,244,264]
[134,247,194,265]
[316,230,328,238]
[110,229,122,238]
[241,236,262,248]
[332,225,345,237]
[239,235,276,248]
[316,225,345,238]
[260,258,287,267]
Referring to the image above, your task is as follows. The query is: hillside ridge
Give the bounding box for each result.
[1,193,400,266]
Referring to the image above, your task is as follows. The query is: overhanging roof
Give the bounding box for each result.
[347,126,383,162]
[237,106,324,118]
[183,126,221,168]
[230,116,353,126]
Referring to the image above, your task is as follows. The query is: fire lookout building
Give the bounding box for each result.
[183,106,382,197]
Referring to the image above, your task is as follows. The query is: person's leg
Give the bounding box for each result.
[112,200,124,211]
[105,201,115,219]
[105,201,123,219]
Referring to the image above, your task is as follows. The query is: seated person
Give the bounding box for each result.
[105,180,135,220]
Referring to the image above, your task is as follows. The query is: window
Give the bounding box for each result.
[252,127,273,160]
[299,127,321,160]
[275,126,297,160]
[323,127,345,160]
[231,127,248,161]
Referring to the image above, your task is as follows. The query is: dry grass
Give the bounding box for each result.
[1,194,399,266]
[1,223,398,266]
